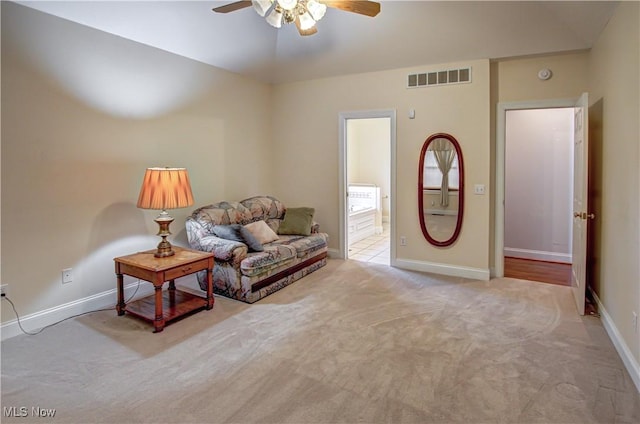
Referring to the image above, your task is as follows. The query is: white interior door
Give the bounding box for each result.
[571,92,590,315]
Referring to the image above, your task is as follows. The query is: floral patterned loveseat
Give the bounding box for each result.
[186,196,328,303]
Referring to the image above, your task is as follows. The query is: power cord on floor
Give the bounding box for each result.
[1,280,141,336]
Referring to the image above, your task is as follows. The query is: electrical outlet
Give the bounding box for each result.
[400,236,407,246]
[0,284,8,297]
[62,268,73,284]
[633,311,638,332]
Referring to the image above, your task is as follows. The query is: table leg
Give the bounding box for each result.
[116,273,125,316]
[205,262,214,310]
[153,281,165,333]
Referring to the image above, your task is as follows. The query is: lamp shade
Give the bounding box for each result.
[137,167,194,211]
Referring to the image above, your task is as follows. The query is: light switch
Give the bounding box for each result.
[409,109,415,119]
[474,184,485,195]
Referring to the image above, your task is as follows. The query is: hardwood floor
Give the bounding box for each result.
[504,257,571,286]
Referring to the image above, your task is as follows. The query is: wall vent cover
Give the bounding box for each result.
[407,67,472,88]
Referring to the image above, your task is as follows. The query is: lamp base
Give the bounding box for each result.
[154,211,175,258]
[155,236,175,258]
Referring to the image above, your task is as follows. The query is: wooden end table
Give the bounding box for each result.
[114,246,214,333]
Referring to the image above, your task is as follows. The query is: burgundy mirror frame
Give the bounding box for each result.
[418,133,464,247]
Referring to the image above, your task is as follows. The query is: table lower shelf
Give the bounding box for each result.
[124,289,208,325]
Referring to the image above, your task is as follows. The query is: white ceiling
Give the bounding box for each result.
[18,1,618,84]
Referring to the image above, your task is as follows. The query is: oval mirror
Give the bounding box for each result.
[418,133,464,247]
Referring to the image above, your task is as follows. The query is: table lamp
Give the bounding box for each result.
[136,167,194,258]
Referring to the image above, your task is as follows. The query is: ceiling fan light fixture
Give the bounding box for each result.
[298,11,316,30]
[306,0,327,21]
[213,1,380,36]
[266,7,284,27]
[252,0,273,17]
[277,0,298,11]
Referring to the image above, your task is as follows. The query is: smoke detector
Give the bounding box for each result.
[537,68,552,81]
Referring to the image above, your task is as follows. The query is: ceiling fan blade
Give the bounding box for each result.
[322,1,381,17]
[295,17,318,36]
[212,1,252,13]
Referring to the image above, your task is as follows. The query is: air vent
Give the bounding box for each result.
[407,67,472,88]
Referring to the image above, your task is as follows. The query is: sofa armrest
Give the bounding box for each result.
[311,221,320,234]
[192,235,248,263]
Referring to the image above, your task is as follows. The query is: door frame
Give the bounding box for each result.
[494,98,577,277]
[338,109,397,262]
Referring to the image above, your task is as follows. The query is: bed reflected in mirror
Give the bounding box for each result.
[418,133,464,247]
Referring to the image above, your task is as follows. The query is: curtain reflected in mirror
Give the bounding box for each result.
[418,133,464,246]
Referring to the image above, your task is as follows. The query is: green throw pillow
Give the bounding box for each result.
[278,207,315,236]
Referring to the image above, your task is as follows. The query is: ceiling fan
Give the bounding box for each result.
[212,1,381,36]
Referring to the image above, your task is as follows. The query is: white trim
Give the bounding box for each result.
[327,248,341,259]
[504,247,571,264]
[592,291,640,393]
[0,281,154,341]
[394,258,490,281]
[338,110,397,264]
[494,98,578,278]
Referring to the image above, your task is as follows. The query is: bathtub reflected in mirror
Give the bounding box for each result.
[418,133,464,247]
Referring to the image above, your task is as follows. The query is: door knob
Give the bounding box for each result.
[574,212,595,219]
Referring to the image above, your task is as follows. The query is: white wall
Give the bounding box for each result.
[504,108,574,262]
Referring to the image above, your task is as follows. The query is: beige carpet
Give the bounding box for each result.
[2,259,639,423]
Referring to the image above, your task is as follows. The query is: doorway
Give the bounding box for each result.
[503,108,574,286]
[496,95,592,315]
[338,110,397,264]
[495,99,577,277]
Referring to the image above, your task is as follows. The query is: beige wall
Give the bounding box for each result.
[272,59,491,272]
[588,1,640,363]
[489,51,590,268]
[495,52,589,102]
[1,3,272,322]
[489,5,640,366]
[3,3,638,374]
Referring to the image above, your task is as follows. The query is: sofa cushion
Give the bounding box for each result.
[278,207,315,236]
[278,233,328,258]
[240,245,297,277]
[244,220,279,244]
[211,224,243,242]
[211,224,264,252]
[191,201,253,231]
[196,235,248,262]
[240,196,286,221]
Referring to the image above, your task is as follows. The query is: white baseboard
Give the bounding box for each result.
[592,290,640,393]
[327,248,341,259]
[394,258,490,281]
[504,247,571,263]
[1,282,154,341]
